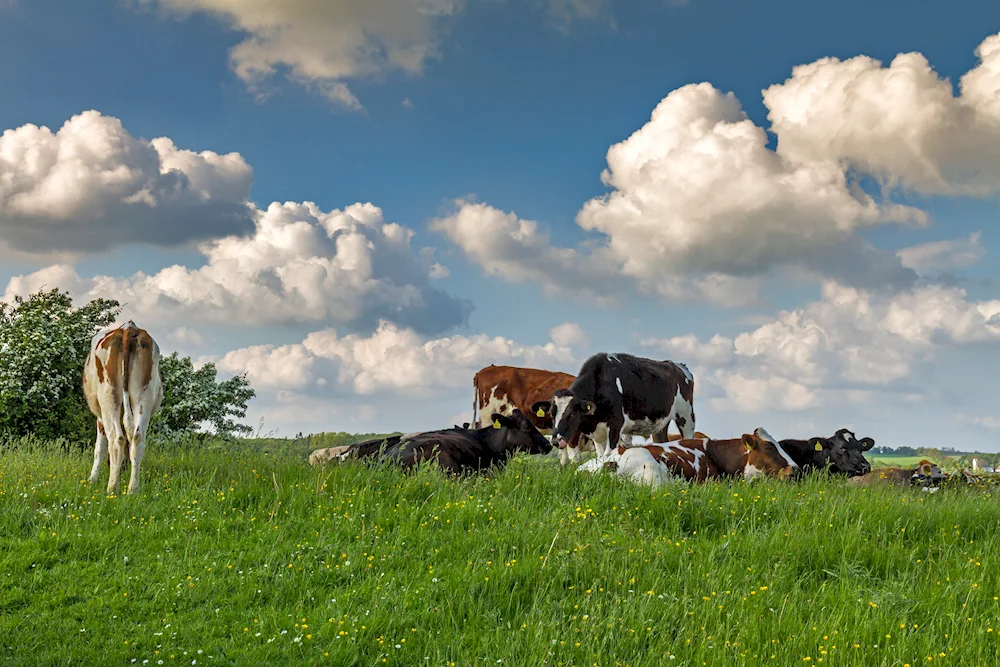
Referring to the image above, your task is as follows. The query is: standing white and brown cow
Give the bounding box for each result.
[83,321,163,495]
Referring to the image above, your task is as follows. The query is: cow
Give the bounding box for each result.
[779,428,874,476]
[83,321,163,495]
[531,353,695,463]
[847,460,945,488]
[310,410,552,475]
[598,428,799,486]
[473,364,596,466]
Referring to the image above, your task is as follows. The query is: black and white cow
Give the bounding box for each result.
[531,353,695,462]
[779,428,873,476]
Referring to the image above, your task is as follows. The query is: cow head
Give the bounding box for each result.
[531,389,595,450]
[828,429,873,477]
[744,428,800,480]
[490,409,553,456]
[912,460,946,487]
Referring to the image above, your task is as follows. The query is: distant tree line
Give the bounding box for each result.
[0,289,255,445]
[868,445,988,457]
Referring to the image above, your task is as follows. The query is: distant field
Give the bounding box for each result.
[3,439,1000,666]
[867,454,953,468]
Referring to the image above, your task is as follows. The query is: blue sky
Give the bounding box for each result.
[1,0,999,448]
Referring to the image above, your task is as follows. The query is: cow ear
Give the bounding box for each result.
[860,437,875,451]
[583,401,597,414]
[490,413,508,429]
[531,401,551,418]
[742,434,756,452]
[814,440,823,452]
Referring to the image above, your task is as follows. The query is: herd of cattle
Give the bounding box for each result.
[308,353,952,490]
[79,321,954,495]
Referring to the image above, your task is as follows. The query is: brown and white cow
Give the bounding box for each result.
[473,364,595,465]
[596,428,800,486]
[83,321,163,495]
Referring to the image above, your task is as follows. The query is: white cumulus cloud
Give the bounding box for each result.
[3,200,470,334]
[217,319,580,396]
[436,82,925,302]
[642,281,1000,412]
[0,110,254,254]
[135,0,466,110]
[897,233,985,274]
[764,32,1000,196]
[549,322,587,347]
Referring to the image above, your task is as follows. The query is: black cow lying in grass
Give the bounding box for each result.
[308,410,552,474]
[779,428,874,476]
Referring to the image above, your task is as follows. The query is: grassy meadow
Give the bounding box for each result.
[3,439,1000,666]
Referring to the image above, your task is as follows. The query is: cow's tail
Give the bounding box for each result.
[472,373,479,428]
[121,322,138,446]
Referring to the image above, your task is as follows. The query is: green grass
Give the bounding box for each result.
[3,440,1000,666]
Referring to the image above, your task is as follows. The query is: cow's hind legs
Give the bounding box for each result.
[106,421,127,495]
[127,431,145,495]
[89,419,108,485]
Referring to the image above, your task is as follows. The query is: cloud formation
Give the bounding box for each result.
[137,0,465,110]
[439,34,1000,304]
[898,233,985,275]
[217,319,580,395]
[642,281,1000,412]
[4,201,471,334]
[0,110,254,254]
[764,33,1000,196]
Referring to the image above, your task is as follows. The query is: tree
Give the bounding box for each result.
[0,288,257,443]
[0,289,120,441]
[152,353,255,439]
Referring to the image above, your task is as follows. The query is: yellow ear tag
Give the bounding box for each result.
[586,404,593,412]
[814,441,823,452]
[493,420,501,429]
[536,408,545,418]
[745,442,752,453]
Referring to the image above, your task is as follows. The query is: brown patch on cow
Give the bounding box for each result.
[135,330,154,388]
[645,445,666,460]
[97,421,105,435]
[639,441,720,482]
[122,324,137,398]
[675,415,687,429]
[473,365,575,429]
[95,356,105,383]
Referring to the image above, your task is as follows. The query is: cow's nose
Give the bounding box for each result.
[780,466,801,481]
[552,435,568,449]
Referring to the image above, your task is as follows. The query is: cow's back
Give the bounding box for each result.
[847,468,913,487]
